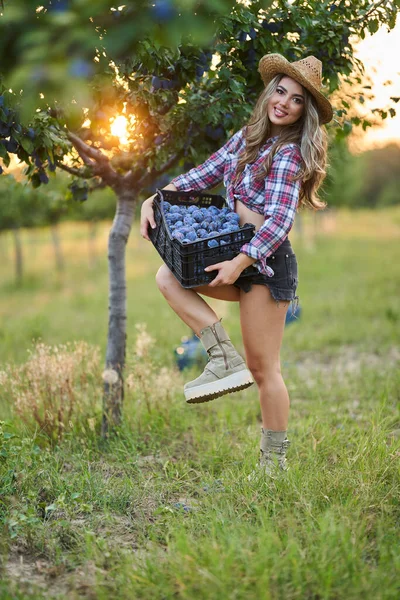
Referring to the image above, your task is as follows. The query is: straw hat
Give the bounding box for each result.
[258,53,333,124]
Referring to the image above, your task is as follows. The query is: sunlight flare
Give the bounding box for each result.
[110,115,129,146]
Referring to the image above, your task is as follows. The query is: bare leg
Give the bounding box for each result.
[155,265,239,336]
[240,285,290,431]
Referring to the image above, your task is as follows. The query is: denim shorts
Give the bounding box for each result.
[233,238,299,305]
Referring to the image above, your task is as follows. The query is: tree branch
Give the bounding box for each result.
[58,162,89,178]
[350,0,387,25]
[67,130,121,188]
[135,150,184,190]
[67,131,109,164]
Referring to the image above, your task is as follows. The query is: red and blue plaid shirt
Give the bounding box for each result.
[171,128,302,277]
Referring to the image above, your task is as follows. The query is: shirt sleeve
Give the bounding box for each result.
[240,145,302,271]
[171,129,243,191]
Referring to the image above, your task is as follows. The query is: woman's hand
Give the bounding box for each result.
[205,253,256,287]
[140,196,156,241]
[140,184,178,241]
[205,260,243,287]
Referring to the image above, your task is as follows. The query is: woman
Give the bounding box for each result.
[140,53,333,475]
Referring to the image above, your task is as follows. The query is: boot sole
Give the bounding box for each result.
[185,370,254,404]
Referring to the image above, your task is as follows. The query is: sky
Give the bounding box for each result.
[355,20,400,149]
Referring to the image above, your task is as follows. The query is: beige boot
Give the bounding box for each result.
[259,429,290,475]
[184,320,254,404]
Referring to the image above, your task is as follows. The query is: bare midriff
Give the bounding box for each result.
[234,198,264,233]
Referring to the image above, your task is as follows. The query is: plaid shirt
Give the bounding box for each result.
[171,128,302,277]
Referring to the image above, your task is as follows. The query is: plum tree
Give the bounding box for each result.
[1,0,399,433]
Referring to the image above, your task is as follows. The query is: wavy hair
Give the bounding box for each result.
[235,74,328,209]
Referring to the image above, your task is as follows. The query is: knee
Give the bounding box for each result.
[155,264,176,297]
[247,359,281,387]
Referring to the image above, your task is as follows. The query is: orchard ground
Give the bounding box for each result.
[0,207,399,599]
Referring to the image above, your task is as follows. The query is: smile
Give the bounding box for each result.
[274,107,288,117]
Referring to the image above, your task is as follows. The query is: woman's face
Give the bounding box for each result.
[267,75,305,135]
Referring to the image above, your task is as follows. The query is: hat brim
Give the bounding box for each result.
[258,54,333,125]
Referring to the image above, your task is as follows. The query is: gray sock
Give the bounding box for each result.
[261,429,288,452]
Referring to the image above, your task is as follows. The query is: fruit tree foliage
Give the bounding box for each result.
[0,0,399,199]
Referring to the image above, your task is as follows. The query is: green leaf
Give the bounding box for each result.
[343,121,352,135]
[20,137,34,154]
[368,20,379,34]
[3,152,10,168]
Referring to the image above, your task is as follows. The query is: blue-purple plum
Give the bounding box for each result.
[0,123,10,136]
[196,229,207,238]
[207,239,219,248]
[39,170,49,184]
[195,66,205,78]
[186,231,197,241]
[152,0,175,21]
[179,226,194,236]
[208,206,220,215]
[192,210,203,223]
[70,59,93,78]
[5,139,18,153]
[151,76,162,90]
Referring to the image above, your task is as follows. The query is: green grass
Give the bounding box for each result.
[0,209,399,599]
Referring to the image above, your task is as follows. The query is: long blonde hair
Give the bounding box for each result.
[236,74,328,209]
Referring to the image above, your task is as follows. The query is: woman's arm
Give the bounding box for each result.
[140,129,243,240]
[140,183,177,241]
[171,129,243,192]
[206,252,256,287]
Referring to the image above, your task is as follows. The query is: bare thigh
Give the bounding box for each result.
[194,283,240,302]
[240,285,288,371]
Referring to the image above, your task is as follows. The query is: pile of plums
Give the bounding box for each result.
[162,202,244,248]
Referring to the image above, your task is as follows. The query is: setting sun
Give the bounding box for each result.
[110,115,129,145]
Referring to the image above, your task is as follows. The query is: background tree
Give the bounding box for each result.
[0,175,43,283]
[1,0,399,433]
[356,144,400,208]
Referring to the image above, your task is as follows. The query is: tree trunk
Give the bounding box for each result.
[101,190,136,436]
[12,227,23,285]
[51,223,64,272]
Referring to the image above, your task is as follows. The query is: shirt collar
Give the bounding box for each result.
[263,135,279,146]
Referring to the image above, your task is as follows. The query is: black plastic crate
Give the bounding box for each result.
[149,189,257,288]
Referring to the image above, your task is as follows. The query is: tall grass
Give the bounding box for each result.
[0,208,399,598]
